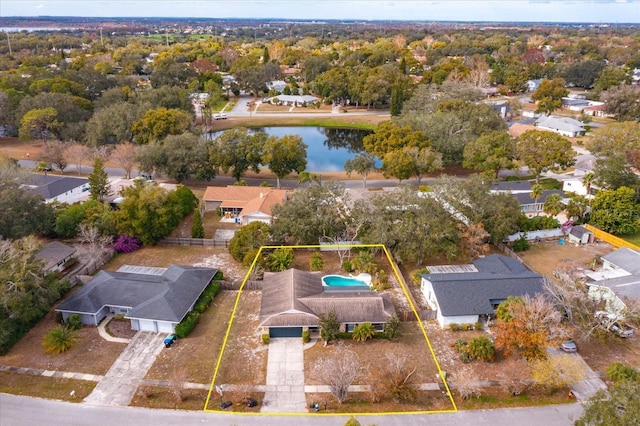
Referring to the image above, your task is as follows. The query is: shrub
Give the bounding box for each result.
[111,234,141,253]
[449,323,460,332]
[309,252,324,271]
[342,260,353,273]
[266,248,295,272]
[213,270,223,281]
[459,351,473,363]
[194,282,221,314]
[513,235,530,252]
[41,325,78,355]
[467,336,496,362]
[606,362,640,383]
[411,268,430,286]
[454,339,468,352]
[191,208,204,238]
[175,311,200,338]
[352,322,377,343]
[242,249,262,268]
[383,316,401,340]
[262,334,270,345]
[372,269,389,291]
[302,330,310,343]
[344,417,362,426]
[67,314,83,330]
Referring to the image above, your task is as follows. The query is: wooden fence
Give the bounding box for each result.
[584,224,640,251]
[159,237,230,247]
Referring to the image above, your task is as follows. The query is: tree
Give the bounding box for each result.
[543,193,564,216]
[352,322,377,343]
[594,154,640,192]
[131,107,192,145]
[85,102,142,147]
[516,130,574,183]
[116,182,197,245]
[191,208,204,238]
[138,132,215,183]
[0,180,55,239]
[529,353,586,390]
[575,380,640,426]
[382,146,443,185]
[318,311,340,346]
[493,294,566,360]
[228,221,271,262]
[76,224,114,264]
[383,316,401,340]
[566,196,589,221]
[312,345,365,404]
[41,325,78,355]
[561,60,605,89]
[601,85,640,121]
[266,248,295,272]
[372,353,418,403]
[88,157,111,202]
[262,134,307,189]
[463,131,516,177]
[64,143,93,175]
[344,152,377,188]
[531,78,568,114]
[41,140,68,172]
[593,67,632,96]
[587,121,640,169]
[18,107,60,143]
[582,172,595,196]
[209,128,264,182]
[590,186,639,235]
[363,121,429,159]
[461,222,490,261]
[110,143,138,179]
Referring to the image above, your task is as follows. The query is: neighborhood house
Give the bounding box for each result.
[420,254,544,328]
[35,241,76,274]
[202,185,288,225]
[259,268,396,338]
[56,265,218,333]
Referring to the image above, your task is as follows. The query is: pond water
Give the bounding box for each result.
[207,126,376,172]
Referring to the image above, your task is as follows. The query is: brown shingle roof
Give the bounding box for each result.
[203,185,287,215]
[259,269,396,328]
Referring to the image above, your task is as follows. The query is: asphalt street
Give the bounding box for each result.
[0,393,583,426]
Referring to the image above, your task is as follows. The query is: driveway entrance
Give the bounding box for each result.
[261,338,307,413]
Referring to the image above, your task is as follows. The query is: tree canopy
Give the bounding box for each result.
[516,130,574,183]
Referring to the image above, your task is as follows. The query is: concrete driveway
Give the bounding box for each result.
[261,338,307,413]
[84,331,165,406]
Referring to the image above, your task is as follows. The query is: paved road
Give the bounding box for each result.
[0,392,582,425]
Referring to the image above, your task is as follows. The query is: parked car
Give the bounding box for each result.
[561,340,577,353]
[611,323,634,338]
[213,113,227,120]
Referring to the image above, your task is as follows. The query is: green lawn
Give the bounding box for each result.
[621,232,640,247]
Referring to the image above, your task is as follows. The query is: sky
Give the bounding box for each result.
[1,0,639,23]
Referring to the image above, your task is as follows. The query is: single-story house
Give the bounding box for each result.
[23,174,89,204]
[202,185,288,225]
[584,247,640,317]
[263,94,319,106]
[514,189,565,217]
[568,225,594,245]
[535,115,586,138]
[56,265,218,333]
[526,79,543,92]
[420,254,544,328]
[35,241,76,273]
[259,268,396,338]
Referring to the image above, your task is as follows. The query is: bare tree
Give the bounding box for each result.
[64,143,93,175]
[110,142,138,179]
[452,369,483,400]
[373,353,418,403]
[311,344,366,404]
[168,365,188,404]
[76,224,114,265]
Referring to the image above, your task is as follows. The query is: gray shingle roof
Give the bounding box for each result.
[259,269,396,327]
[35,241,76,271]
[535,115,585,133]
[602,247,640,276]
[489,181,532,192]
[24,174,88,200]
[514,189,565,206]
[421,254,544,316]
[56,265,218,323]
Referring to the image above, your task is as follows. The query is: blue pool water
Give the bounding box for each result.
[322,275,369,287]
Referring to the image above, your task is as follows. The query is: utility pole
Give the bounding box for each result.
[99,28,104,46]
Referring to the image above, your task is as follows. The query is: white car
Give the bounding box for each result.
[214,113,227,120]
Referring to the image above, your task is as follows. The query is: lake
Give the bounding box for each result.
[207,126,376,172]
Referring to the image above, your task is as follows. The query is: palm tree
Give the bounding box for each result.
[352,322,377,343]
[582,172,595,196]
[543,193,564,217]
[530,184,543,216]
[41,325,78,356]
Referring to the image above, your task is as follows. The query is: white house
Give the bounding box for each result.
[535,115,586,138]
[23,174,89,204]
[420,254,544,328]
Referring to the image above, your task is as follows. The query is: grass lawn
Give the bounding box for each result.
[455,386,572,410]
[0,372,96,402]
[620,232,640,247]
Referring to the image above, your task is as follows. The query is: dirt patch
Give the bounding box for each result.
[0,310,126,376]
[131,386,209,410]
[517,240,614,280]
[0,372,96,402]
[105,317,137,340]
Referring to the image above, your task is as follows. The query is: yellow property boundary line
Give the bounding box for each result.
[203,243,458,416]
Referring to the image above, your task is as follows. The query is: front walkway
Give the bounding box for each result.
[84,331,165,406]
[97,315,132,344]
[260,338,307,413]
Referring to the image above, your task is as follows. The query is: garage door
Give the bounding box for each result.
[269,327,303,338]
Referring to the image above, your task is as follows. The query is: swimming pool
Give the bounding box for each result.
[322,273,372,288]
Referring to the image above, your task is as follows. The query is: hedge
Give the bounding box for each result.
[175,281,221,338]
